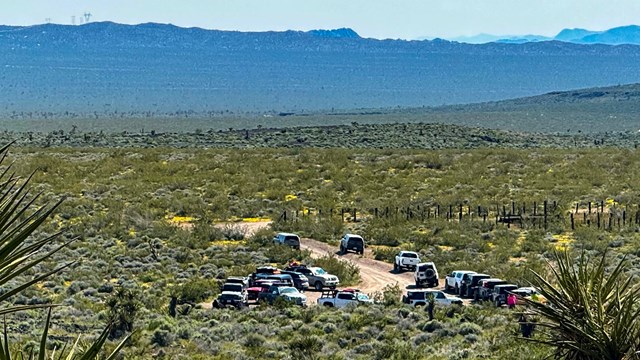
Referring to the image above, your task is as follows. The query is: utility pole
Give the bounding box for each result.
[84,12,92,23]
[71,15,76,25]
[45,18,51,24]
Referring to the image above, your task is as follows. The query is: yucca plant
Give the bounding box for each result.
[527,250,640,360]
[0,144,128,359]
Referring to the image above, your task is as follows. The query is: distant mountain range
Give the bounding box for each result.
[1,22,640,119]
[444,25,640,45]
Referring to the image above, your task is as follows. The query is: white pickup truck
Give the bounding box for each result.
[317,289,373,308]
[394,251,421,272]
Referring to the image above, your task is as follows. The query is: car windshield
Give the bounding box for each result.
[280,287,299,294]
[357,293,370,301]
[223,284,243,292]
[313,268,327,275]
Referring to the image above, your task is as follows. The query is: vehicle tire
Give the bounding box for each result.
[340,245,345,254]
[323,302,334,307]
[315,281,323,291]
[393,262,398,272]
[415,282,421,288]
[330,286,336,290]
[425,269,435,278]
[444,283,450,292]
[495,299,500,307]
[454,285,459,295]
[415,302,425,307]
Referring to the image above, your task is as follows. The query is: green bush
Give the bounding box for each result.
[173,278,219,303]
[311,255,361,286]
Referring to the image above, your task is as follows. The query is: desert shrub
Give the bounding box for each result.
[311,255,360,285]
[421,320,443,333]
[372,246,397,263]
[219,223,248,240]
[288,335,322,357]
[174,278,219,303]
[458,322,482,336]
[372,283,403,306]
[192,221,225,242]
[152,325,175,347]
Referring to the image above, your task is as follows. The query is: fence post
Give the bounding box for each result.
[543,200,548,230]
[353,208,357,222]
[570,213,574,230]
[341,208,345,222]
[459,204,463,221]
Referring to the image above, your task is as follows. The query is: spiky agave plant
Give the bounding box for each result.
[527,250,640,360]
[0,144,128,359]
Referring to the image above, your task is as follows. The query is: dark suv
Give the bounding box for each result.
[492,284,519,307]
[281,270,310,291]
[476,278,507,301]
[462,273,491,298]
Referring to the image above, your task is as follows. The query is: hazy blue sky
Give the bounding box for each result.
[3,0,639,39]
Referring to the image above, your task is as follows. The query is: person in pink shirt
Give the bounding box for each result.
[507,293,517,309]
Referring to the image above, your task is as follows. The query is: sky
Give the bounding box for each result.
[2,0,639,40]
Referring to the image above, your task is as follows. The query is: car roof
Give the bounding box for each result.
[400,251,419,255]
[516,287,537,291]
[345,233,363,238]
[495,284,519,288]
[471,273,491,277]
[276,232,299,237]
[482,278,504,282]
[408,289,443,293]
[227,276,248,280]
[416,262,436,266]
[453,270,476,274]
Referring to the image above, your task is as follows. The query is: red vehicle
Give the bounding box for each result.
[247,280,288,301]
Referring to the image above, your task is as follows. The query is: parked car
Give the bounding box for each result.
[512,287,546,305]
[247,281,288,301]
[444,270,476,294]
[280,270,310,290]
[225,276,250,289]
[212,291,248,309]
[317,288,373,308]
[258,285,307,306]
[339,234,365,255]
[462,273,491,298]
[414,262,439,288]
[256,273,294,287]
[476,278,507,301]
[273,232,301,250]
[492,284,519,307]
[249,266,281,285]
[394,251,421,272]
[285,265,340,290]
[402,289,463,307]
[221,282,246,295]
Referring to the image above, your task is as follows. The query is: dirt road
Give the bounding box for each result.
[300,238,415,301]
[205,222,455,308]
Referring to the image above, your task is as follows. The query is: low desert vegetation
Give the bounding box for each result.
[1,143,639,358]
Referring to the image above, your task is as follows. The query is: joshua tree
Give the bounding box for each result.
[527,250,640,359]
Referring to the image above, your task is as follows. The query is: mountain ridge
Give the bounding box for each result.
[1,22,640,118]
[439,24,640,45]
